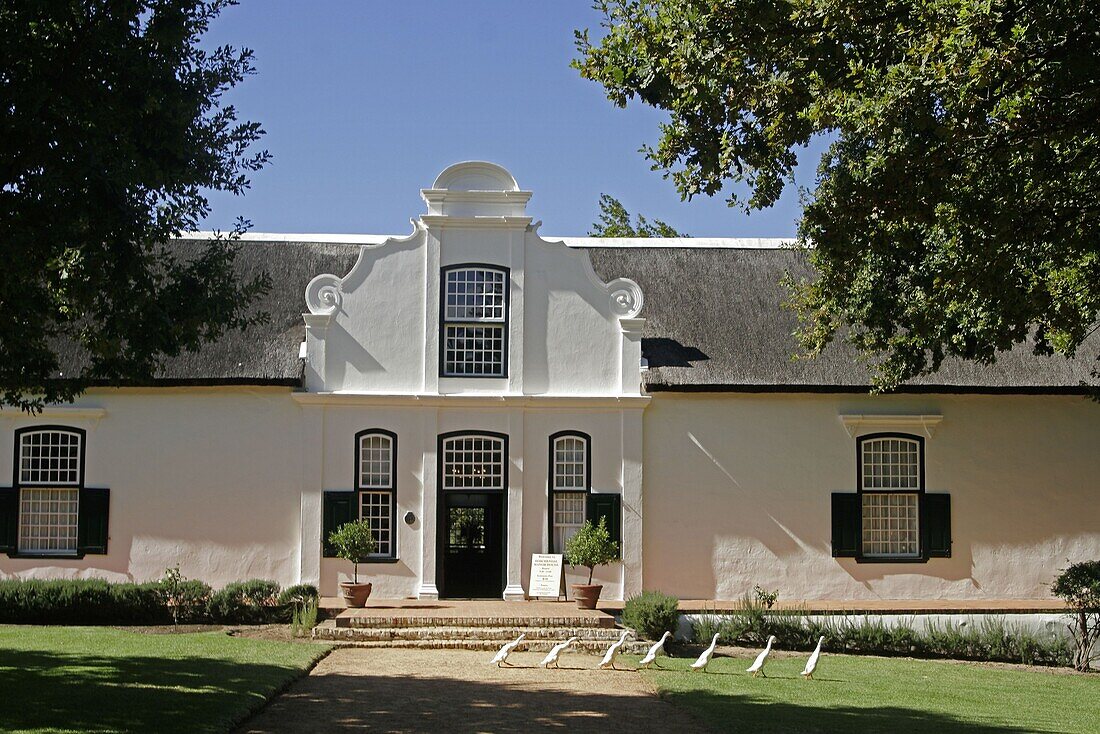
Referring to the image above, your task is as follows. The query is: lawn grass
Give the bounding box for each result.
[636,651,1100,734]
[0,626,330,734]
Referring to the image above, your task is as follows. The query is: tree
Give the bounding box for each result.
[0,0,271,411]
[1051,560,1100,672]
[575,1,1100,389]
[589,193,686,237]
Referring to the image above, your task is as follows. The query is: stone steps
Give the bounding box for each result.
[336,614,613,629]
[312,619,649,654]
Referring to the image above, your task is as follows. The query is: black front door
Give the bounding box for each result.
[441,492,504,598]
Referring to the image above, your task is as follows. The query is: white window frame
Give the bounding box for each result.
[355,429,397,559]
[15,427,84,556]
[858,434,923,560]
[441,434,506,490]
[441,265,508,378]
[548,431,591,553]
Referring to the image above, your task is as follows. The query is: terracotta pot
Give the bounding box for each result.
[339,581,372,608]
[571,583,603,609]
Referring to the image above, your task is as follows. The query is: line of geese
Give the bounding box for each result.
[491,631,826,679]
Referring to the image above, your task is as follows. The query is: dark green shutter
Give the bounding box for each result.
[322,491,356,557]
[586,493,622,555]
[0,488,17,555]
[77,488,110,555]
[831,493,860,558]
[922,493,952,558]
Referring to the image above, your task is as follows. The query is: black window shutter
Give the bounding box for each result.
[922,493,952,558]
[0,488,17,555]
[831,493,860,557]
[586,493,622,554]
[322,491,356,558]
[77,488,110,555]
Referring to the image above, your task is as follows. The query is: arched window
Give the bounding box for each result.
[356,430,397,558]
[440,265,508,377]
[15,427,84,555]
[549,432,591,553]
[441,434,506,489]
[859,434,923,558]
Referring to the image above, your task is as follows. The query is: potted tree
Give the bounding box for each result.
[328,520,377,608]
[564,517,620,609]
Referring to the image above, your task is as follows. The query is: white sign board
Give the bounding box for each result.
[529,553,564,598]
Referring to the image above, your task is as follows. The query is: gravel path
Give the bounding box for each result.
[237,647,708,733]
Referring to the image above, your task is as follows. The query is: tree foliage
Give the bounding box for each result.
[0,0,271,411]
[589,193,686,237]
[564,517,620,585]
[1051,560,1100,671]
[575,1,1100,389]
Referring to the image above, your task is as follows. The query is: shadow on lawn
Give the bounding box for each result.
[234,672,1038,734]
[0,646,305,734]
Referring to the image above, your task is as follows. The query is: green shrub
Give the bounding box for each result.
[159,567,212,624]
[278,583,320,623]
[278,583,319,607]
[0,579,168,625]
[290,598,319,637]
[208,579,282,624]
[622,590,679,640]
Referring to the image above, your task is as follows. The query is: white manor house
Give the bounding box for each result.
[2,162,1098,603]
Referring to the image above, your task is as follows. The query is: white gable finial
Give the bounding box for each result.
[422,161,532,218]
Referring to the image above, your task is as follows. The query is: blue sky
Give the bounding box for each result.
[200,0,817,237]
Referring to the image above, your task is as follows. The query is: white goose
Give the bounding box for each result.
[490,633,526,667]
[801,636,825,680]
[638,631,672,669]
[598,630,632,670]
[747,635,777,677]
[691,633,720,672]
[539,637,578,668]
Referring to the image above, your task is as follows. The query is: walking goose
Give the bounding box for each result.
[490,633,526,667]
[690,633,720,672]
[747,635,777,677]
[598,630,631,670]
[638,631,672,669]
[539,637,578,668]
[801,636,825,680]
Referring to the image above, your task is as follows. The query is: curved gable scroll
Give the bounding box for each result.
[305,220,426,316]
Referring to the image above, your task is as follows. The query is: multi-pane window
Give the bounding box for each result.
[16,429,82,555]
[552,435,587,490]
[553,492,586,552]
[442,435,505,490]
[442,266,507,377]
[359,491,393,557]
[860,436,922,558]
[359,433,393,489]
[20,489,79,554]
[19,430,81,485]
[356,431,396,558]
[549,432,590,552]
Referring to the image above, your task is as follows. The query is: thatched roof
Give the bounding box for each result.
[55,238,1097,393]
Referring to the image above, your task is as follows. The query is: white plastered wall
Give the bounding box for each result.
[641,392,1100,600]
[0,388,303,587]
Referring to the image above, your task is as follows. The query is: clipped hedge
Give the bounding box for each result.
[0,579,169,625]
[0,577,303,626]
